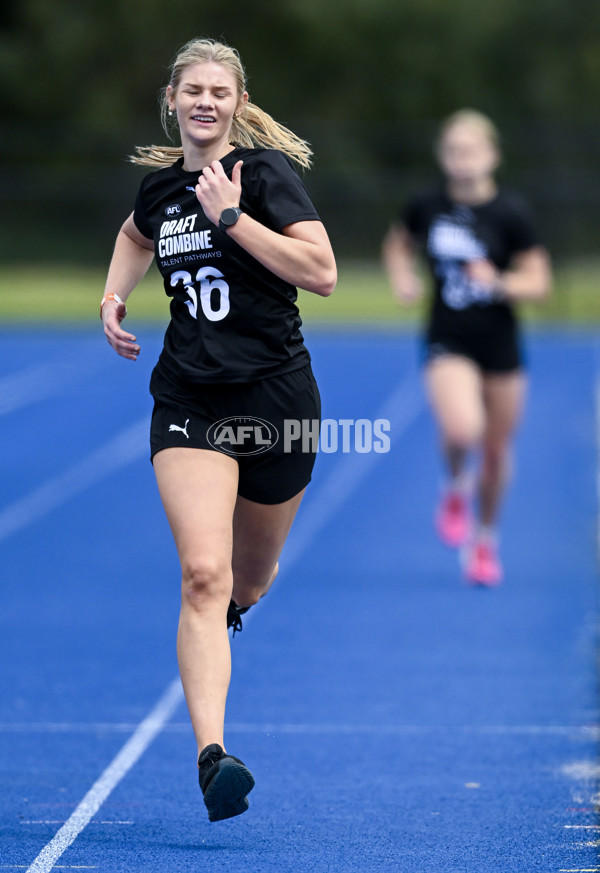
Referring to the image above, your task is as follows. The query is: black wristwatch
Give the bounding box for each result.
[218,206,243,233]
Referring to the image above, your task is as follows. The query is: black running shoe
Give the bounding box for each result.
[198,743,255,822]
[226,600,250,636]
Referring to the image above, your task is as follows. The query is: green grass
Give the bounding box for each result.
[1,259,598,327]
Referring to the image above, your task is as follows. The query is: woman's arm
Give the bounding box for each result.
[230,216,337,296]
[465,247,552,302]
[381,224,424,303]
[196,160,337,297]
[101,213,155,361]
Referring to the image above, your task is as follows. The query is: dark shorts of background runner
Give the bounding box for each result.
[149,362,321,505]
[423,328,524,374]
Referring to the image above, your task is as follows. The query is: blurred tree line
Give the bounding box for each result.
[1,0,599,263]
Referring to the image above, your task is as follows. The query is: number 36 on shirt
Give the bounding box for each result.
[170,267,230,322]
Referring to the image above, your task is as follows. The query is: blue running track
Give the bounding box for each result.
[0,324,598,872]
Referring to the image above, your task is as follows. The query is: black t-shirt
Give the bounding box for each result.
[402,187,541,343]
[133,147,320,383]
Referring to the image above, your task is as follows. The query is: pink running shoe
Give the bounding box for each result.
[436,491,471,547]
[463,539,503,587]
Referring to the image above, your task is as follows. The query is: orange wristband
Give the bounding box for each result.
[100,293,124,318]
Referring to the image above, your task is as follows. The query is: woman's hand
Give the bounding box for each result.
[464,258,500,288]
[100,215,154,360]
[102,300,140,361]
[465,249,552,301]
[195,159,243,225]
[392,272,424,304]
[194,159,336,295]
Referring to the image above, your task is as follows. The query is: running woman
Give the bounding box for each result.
[101,38,336,821]
[382,109,551,586]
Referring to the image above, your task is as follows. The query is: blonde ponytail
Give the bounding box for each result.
[229,102,312,168]
[130,38,312,170]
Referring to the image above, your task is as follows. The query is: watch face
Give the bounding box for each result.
[221,207,240,226]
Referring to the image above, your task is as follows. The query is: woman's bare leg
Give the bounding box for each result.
[153,447,239,754]
[425,355,486,480]
[479,371,527,527]
[231,489,306,608]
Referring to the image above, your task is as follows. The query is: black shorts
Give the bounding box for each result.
[424,328,523,374]
[149,362,321,505]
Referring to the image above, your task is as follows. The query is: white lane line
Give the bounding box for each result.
[225,723,600,737]
[0,417,149,544]
[2,722,599,737]
[561,761,600,780]
[564,826,600,830]
[558,869,600,872]
[21,821,133,826]
[0,723,144,733]
[0,354,106,417]
[24,677,183,873]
